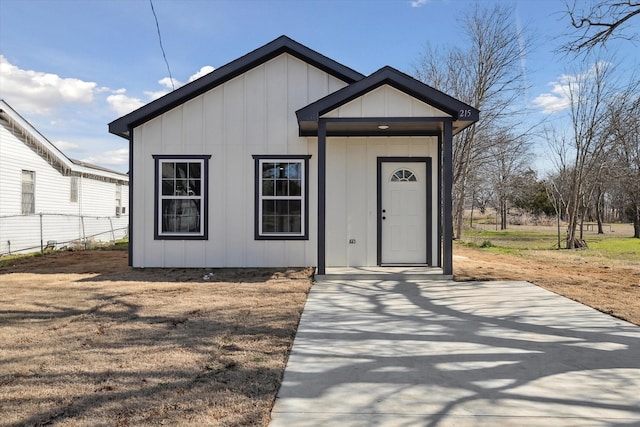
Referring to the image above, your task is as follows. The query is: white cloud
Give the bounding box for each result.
[106,90,144,116]
[410,0,430,7]
[52,140,81,152]
[533,62,612,114]
[188,66,215,82]
[0,55,97,115]
[533,80,572,114]
[106,65,215,116]
[82,148,129,167]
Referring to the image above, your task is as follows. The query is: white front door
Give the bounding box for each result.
[381,161,427,264]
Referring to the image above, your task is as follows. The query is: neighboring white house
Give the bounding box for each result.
[109,36,478,275]
[0,99,129,255]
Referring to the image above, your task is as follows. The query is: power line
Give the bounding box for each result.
[149,0,175,91]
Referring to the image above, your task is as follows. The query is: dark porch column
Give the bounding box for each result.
[317,120,326,275]
[442,120,453,275]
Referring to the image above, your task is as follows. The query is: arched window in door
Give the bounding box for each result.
[390,169,417,182]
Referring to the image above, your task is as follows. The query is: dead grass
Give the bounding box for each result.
[1,226,638,425]
[0,250,312,427]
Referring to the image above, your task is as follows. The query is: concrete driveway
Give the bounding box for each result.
[270,279,640,426]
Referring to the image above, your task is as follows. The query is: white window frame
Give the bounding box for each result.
[21,170,35,215]
[153,155,210,240]
[254,155,310,240]
[70,176,79,203]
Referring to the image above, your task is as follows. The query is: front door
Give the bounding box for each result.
[379,160,428,264]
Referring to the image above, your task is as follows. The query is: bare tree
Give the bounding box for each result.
[413,3,531,238]
[547,58,621,248]
[563,0,640,54]
[485,129,533,230]
[607,77,640,237]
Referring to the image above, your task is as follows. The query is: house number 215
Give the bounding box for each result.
[459,109,472,118]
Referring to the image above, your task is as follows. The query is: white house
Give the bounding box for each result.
[109,36,478,275]
[0,100,129,255]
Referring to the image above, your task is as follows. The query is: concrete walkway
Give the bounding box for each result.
[270,279,640,426]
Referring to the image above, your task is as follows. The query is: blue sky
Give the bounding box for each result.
[1,0,637,173]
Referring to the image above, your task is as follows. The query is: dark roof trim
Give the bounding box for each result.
[108,36,365,138]
[296,66,479,128]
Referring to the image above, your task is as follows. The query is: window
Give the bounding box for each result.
[390,169,417,182]
[70,176,78,203]
[253,155,310,240]
[153,155,210,239]
[115,184,122,216]
[21,170,35,214]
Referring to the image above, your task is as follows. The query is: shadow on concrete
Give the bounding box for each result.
[271,280,640,426]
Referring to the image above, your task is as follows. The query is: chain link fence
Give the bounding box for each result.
[0,213,128,256]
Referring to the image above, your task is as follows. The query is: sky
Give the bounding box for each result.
[0,0,638,173]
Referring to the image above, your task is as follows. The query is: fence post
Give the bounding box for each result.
[40,213,44,253]
[81,215,87,249]
[109,217,115,241]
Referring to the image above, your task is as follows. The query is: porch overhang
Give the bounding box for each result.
[297,67,479,277]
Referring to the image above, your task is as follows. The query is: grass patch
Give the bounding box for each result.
[586,237,640,261]
[460,225,639,261]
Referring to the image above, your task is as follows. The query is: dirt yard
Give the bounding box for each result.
[454,244,640,326]
[1,239,638,426]
[0,250,312,427]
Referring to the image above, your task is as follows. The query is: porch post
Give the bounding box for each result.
[443,120,453,275]
[317,120,327,275]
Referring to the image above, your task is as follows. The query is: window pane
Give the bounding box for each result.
[262,200,276,215]
[275,179,288,196]
[162,199,200,233]
[175,163,188,179]
[262,215,276,233]
[262,179,274,196]
[289,179,302,196]
[188,179,201,196]
[162,179,175,196]
[162,162,175,179]
[262,163,276,178]
[175,179,188,195]
[285,163,301,180]
[189,162,201,179]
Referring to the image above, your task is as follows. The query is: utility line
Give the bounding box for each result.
[149,0,175,91]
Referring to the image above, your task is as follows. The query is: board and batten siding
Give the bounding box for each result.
[325,137,439,267]
[322,84,451,119]
[322,86,448,267]
[132,53,348,268]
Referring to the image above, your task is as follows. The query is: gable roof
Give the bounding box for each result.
[0,99,128,183]
[296,66,479,136]
[108,35,365,138]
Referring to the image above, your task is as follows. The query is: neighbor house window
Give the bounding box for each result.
[70,176,78,203]
[253,155,310,240]
[115,184,122,216]
[153,155,211,240]
[21,170,35,214]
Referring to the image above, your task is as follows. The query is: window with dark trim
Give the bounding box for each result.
[253,155,310,240]
[153,155,211,240]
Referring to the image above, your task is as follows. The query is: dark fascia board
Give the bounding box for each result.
[108,35,365,138]
[296,66,479,126]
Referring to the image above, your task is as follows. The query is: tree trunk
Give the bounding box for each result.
[500,198,508,230]
[596,190,604,234]
[634,205,640,239]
